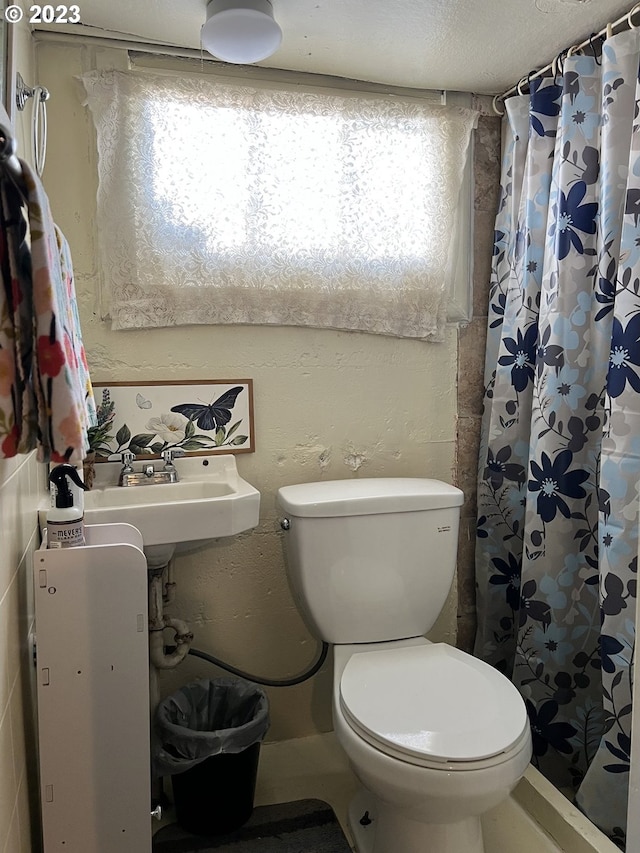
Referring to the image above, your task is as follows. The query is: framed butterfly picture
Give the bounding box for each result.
[89,380,254,460]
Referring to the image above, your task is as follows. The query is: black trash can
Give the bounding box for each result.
[153,677,270,836]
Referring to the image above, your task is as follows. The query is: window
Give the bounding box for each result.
[82,68,476,340]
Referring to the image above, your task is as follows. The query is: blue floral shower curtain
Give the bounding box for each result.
[475,29,640,848]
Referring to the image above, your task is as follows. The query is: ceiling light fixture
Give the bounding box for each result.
[201,0,283,64]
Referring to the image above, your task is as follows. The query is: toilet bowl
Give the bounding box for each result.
[276,478,532,853]
[333,638,532,853]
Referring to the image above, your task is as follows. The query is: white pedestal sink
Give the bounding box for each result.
[40,454,260,564]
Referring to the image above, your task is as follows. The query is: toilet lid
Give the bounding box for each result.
[339,643,528,763]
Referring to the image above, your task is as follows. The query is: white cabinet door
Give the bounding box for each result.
[35,523,151,853]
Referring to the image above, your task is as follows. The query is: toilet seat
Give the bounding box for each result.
[339,643,528,767]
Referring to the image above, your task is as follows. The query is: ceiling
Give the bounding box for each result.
[41,0,638,94]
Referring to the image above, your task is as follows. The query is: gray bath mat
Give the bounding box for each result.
[152,798,352,852]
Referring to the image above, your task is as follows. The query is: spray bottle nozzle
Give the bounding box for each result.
[49,464,88,509]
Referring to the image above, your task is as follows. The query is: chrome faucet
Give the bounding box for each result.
[111,449,184,486]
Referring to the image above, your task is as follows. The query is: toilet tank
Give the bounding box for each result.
[277,478,464,644]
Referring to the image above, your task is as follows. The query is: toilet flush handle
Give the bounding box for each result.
[280,518,291,530]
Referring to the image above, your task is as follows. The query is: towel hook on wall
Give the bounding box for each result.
[15,72,50,176]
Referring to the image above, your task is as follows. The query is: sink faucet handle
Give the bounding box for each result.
[161,448,185,468]
[108,450,135,471]
[108,450,137,486]
[122,450,135,468]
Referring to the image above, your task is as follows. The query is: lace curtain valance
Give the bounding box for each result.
[81,69,477,340]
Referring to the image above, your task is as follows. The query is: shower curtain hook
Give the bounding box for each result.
[628,3,640,28]
[606,22,613,40]
[559,49,569,79]
[589,33,602,65]
[492,94,505,117]
[517,76,528,96]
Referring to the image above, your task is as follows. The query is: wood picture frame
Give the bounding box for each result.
[89,380,255,460]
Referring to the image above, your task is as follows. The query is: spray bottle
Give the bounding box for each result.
[47,464,89,549]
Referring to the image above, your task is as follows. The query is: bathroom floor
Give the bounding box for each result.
[155,732,618,853]
[153,798,351,852]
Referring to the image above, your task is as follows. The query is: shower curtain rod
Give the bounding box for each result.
[494,1,640,113]
[0,123,27,199]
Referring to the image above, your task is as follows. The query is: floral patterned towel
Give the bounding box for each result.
[0,160,95,462]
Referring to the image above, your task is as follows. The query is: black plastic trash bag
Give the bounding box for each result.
[153,677,270,778]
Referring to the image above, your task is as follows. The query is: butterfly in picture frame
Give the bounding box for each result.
[171,386,244,432]
[136,393,152,409]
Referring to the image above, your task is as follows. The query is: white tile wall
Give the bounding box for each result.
[0,452,44,853]
[2,16,48,850]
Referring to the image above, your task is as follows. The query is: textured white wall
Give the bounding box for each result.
[36,39,459,740]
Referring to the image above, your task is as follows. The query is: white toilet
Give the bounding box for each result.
[276,478,532,853]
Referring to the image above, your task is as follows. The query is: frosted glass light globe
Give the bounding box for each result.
[201,0,283,64]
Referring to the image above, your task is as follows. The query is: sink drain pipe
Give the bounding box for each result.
[148,566,194,714]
